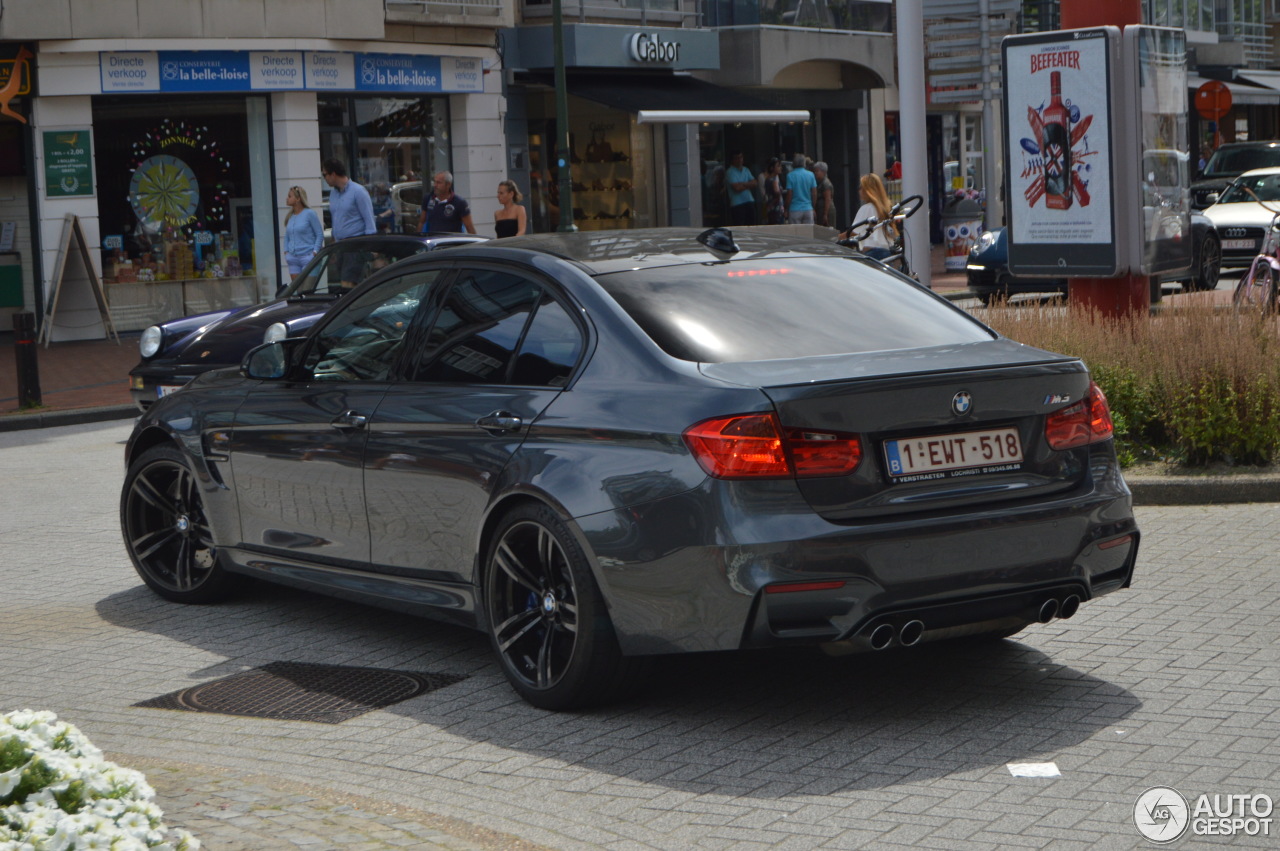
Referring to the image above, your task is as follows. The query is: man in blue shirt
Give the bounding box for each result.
[321,158,376,288]
[725,151,758,226]
[418,171,477,234]
[784,154,817,225]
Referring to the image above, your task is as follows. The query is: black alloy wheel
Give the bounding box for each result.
[1191,233,1222,292]
[121,445,242,603]
[484,504,642,710]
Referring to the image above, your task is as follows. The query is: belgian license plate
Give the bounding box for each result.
[1223,239,1256,250]
[884,426,1023,481]
[157,385,183,398]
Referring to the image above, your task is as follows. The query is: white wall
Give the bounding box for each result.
[449,73,506,238]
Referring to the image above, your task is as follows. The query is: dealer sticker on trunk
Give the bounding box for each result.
[884,426,1023,482]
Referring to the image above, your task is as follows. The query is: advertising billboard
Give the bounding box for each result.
[1003,28,1120,277]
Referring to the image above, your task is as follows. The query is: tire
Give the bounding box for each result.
[120,445,244,604]
[1234,261,1278,311]
[483,503,645,710]
[1190,233,1222,292]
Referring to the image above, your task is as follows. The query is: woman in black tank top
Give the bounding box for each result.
[496,180,527,237]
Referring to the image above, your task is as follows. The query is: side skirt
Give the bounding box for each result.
[221,547,480,629]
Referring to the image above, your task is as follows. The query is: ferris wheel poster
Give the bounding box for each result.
[1003,27,1120,277]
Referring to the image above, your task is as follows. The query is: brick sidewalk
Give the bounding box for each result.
[0,332,137,416]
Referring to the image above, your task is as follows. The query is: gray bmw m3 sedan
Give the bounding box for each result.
[120,227,1139,710]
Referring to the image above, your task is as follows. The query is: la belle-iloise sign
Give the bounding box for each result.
[99,51,483,94]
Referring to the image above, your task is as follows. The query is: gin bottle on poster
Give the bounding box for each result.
[1042,71,1072,209]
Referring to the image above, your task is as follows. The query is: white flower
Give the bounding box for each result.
[0,712,197,851]
[72,833,114,850]
[0,768,21,798]
[113,813,150,841]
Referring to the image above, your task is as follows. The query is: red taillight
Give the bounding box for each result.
[1045,382,1115,450]
[683,413,862,479]
[785,428,862,476]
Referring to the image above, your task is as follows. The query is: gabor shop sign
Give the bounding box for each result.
[628,32,681,64]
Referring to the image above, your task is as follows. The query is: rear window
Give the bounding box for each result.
[1205,146,1280,177]
[595,257,994,363]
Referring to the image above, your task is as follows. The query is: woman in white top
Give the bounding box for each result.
[853,173,897,261]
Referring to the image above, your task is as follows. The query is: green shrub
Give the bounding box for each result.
[983,302,1280,468]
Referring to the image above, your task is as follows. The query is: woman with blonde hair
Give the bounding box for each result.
[495,179,527,237]
[282,185,323,279]
[852,173,897,261]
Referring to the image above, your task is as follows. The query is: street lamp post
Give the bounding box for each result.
[552,0,577,232]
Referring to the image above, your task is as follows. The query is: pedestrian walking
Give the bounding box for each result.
[419,171,477,234]
[282,185,323,281]
[853,172,897,261]
[813,161,835,228]
[321,157,376,289]
[725,151,758,226]
[495,179,527,237]
[785,154,817,225]
[761,157,786,224]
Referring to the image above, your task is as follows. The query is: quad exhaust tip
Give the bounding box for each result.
[869,623,896,651]
[899,620,925,647]
[1037,598,1060,623]
[857,593,1083,653]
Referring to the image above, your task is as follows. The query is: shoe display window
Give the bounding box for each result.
[527,96,652,233]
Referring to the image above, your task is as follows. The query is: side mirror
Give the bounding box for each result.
[1205,192,1219,206]
[242,339,303,380]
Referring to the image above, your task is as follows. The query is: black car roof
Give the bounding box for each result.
[478,227,856,275]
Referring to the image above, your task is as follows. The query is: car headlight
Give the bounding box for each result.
[264,322,288,345]
[139,326,164,358]
[971,231,998,254]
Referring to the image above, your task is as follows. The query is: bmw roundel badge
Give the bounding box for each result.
[952,391,972,416]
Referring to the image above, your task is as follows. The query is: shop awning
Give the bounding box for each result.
[524,73,810,123]
[1236,70,1280,94]
[1188,74,1280,105]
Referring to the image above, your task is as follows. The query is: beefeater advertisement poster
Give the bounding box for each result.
[1005,30,1114,247]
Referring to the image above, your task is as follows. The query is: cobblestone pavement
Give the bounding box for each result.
[2,420,1278,849]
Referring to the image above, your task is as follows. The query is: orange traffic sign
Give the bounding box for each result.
[1196,80,1232,121]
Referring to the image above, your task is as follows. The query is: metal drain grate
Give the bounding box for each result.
[136,662,465,724]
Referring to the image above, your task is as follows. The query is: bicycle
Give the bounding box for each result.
[1233,192,1280,312]
[838,194,925,279]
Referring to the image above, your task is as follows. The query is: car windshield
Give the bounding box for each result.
[1219,173,1280,204]
[595,256,994,363]
[1204,146,1280,177]
[281,239,427,298]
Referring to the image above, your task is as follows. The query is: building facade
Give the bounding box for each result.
[0,0,508,338]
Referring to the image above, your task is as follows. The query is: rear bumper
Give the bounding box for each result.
[578,446,1136,655]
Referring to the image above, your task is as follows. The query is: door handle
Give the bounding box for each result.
[331,410,368,430]
[476,411,523,433]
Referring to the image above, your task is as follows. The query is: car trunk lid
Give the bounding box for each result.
[701,339,1094,519]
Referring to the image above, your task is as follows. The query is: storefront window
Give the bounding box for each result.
[319,96,450,234]
[697,122,811,227]
[92,95,270,330]
[526,93,647,233]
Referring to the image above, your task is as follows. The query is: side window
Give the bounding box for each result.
[510,296,584,387]
[411,269,542,384]
[303,268,443,382]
